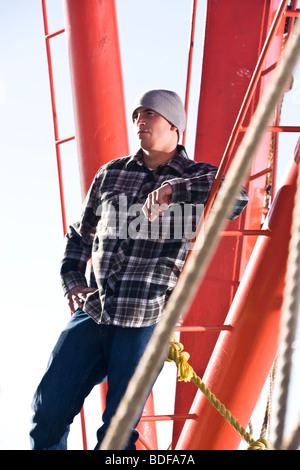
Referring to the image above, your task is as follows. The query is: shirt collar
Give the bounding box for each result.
[125,145,190,175]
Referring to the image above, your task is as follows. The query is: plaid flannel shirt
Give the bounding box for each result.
[60,145,248,327]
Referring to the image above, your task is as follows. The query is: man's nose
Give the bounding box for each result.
[135,113,146,126]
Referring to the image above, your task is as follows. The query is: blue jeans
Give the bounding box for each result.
[30,309,158,450]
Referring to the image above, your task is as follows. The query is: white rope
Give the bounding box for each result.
[99,19,300,451]
[283,416,300,450]
[272,162,300,450]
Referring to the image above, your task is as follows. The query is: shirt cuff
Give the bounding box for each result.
[61,272,88,295]
[162,178,190,204]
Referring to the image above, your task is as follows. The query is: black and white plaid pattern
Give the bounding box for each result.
[60,146,248,326]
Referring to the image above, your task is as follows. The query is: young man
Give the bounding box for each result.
[30,89,248,450]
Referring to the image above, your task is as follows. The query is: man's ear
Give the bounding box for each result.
[170,125,180,142]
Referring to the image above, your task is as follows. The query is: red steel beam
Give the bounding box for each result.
[62,0,129,198]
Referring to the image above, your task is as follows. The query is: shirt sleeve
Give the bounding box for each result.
[60,173,101,295]
[163,165,249,220]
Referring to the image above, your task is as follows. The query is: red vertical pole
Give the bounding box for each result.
[182,0,198,147]
[176,139,300,450]
[62,0,129,198]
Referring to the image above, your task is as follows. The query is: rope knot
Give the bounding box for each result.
[167,338,273,449]
[247,438,270,450]
[167,341,194,382]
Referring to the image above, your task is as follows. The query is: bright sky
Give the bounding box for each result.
[0,0,299,450]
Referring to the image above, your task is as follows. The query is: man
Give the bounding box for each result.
[30,89,248,450]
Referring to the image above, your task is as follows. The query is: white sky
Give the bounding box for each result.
[0,0,299,450]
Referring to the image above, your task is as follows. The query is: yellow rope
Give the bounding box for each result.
[167,341,271,450]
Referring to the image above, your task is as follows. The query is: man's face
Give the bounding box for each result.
[132,107,177,152]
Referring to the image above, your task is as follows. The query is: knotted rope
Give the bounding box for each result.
[167,341,270,450]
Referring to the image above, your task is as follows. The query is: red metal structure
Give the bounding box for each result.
[176,140,300,450]
[42,0,300,450]
[173,0,288,444]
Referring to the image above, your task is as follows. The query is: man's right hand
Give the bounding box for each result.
[66,286,97,314]
[142,183,172,221]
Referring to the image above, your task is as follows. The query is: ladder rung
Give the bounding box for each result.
[140,413,198,422]
[249,166,273,180]
[240,125,300,133]
[56,135,76,146]
[176,325,233,332]
[46,28,65,40]
[286,9,300,17]
[221,229,271,237]
[261,61,278,76]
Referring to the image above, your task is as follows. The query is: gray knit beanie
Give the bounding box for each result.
[132,89,186,138]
